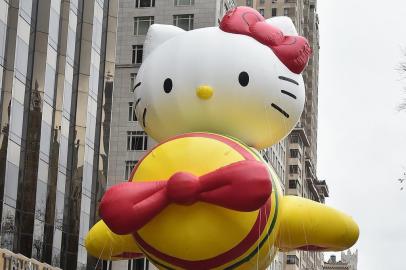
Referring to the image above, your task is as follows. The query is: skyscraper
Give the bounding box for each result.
[0,0,118,269]
[235,1,328,269]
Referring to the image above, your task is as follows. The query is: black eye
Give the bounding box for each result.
[238,72,249,87]
[163,78,173,93]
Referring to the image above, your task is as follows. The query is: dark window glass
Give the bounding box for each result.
[136,0,155,8]
[125,160,138,179]
[289,179,298,189]
[289,165,299,174]
[173,14,194,31]
[246,0,253,7]
[132,45,143,64]
[134,16,154,35]
[271,8,277,16]
[133,258,145,270]
[290,149,299,158]
[259,9,265,16]
[128,102,137,121]
[127,131,148,151]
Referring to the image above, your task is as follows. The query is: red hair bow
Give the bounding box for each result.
[220,6,311,74]
[100,160,272,235]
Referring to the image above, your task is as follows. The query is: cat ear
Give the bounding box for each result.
[265,16,298,36]
[144,24,186,59]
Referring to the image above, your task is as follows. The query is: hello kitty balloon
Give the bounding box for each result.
[85,7,358,270]
[134,7,311,149]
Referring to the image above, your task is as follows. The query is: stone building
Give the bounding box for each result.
[323,250,358,270]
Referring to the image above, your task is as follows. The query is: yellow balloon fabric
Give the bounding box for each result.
[276,196,359,251]
[85,133,359,269]
[85,220,142,261]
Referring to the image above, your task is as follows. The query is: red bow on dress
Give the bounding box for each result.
[100,160,272,235]
[220,6,311,74]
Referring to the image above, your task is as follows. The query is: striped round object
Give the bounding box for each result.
[129,132,280,270]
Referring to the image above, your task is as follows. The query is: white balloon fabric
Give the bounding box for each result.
[134,18,305,150]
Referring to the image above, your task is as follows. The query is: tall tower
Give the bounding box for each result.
[0,0,118,269]
[235,1,328,270]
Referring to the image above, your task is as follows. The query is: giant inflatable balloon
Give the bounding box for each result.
[85,6,359,270]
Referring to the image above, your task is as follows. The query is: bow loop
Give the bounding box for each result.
[219,6,311,74]
[100,160,272,235]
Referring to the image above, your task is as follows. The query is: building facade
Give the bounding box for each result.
[323,250,358,270]
[0,0,118,269]
[108,0,236,269]
[235,0,327,269]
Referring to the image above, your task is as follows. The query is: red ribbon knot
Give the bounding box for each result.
[100,160,273,235]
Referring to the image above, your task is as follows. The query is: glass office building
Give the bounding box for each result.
[0,0,118,269]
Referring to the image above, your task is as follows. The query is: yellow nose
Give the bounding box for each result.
[196,85,214,100]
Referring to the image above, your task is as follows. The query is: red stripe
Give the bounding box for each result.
[133,200,271,269]
[129,132,256,181]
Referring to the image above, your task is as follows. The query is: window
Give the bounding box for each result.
[284,8,290,16]
[289,179,298,189]
[125,160,138,179]
[271,8,277,16]
[259,9,265,16]
[259,0,265,4]
[130,73,137,92]
[173,14,194,31]
[289,165,299,174]
[272,0,277,3]
[135,0,155,8]
[127,131,148,151]
[132,45,143,64]
[290,134,299,143]
[246,0,253,6]
[174,0,194,6]
[128,102,137,121]
[128,258,149,270]
[134,16,154,35]
[290,149,300,158]
[286,255,299,266]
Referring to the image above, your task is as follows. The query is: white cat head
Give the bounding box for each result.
[134,7,310,149]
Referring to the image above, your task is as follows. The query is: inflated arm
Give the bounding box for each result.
[276,196,359,251]
[85,220,143,261]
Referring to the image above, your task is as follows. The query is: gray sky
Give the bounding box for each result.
[317,0,406,269]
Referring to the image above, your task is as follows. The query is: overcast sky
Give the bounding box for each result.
[316,0,406,269]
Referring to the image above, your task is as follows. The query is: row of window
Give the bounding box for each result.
[134,14,193,36]
[247,0,293,5]
[257,7,293,17]
[131,14,193,64]
[135,0,194,8]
